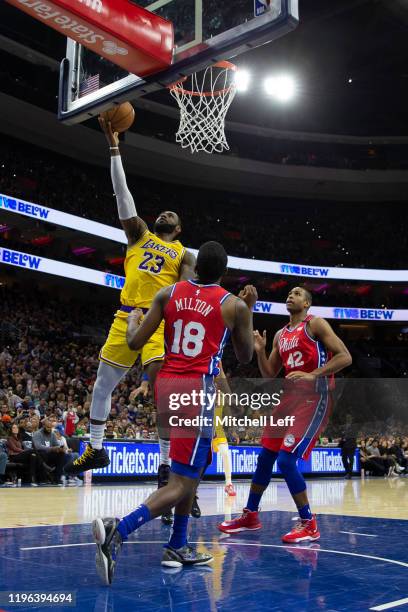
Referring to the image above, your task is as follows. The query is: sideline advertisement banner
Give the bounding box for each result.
[79,440,360,477]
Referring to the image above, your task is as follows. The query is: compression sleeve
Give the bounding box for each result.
[111,154,137,220]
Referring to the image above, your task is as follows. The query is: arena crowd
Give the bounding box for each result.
[0,284,407,485]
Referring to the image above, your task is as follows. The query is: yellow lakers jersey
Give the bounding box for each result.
[120,230,185,308]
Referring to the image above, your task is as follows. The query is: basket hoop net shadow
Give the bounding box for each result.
[168,61,237,154]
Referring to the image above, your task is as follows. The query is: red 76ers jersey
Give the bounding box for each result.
[160,280,231,377]
[278,314,330,376]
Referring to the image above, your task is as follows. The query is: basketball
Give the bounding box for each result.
[100,102,135,133]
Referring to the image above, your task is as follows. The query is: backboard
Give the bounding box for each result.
[58,0,298,124]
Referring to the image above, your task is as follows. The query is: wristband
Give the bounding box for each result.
[142,372,149,382]
[110,147,119,151]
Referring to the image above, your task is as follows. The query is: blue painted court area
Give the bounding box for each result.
[1,512,407,612]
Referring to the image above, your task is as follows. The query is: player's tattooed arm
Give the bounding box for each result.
[254,329,283,378]
[286,318,352,381]
[179,250,196,280]
[99,117,148,246]
[126,286,172,350]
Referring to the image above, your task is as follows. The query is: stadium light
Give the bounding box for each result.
[234,69,251,92]
[264,74,296,102]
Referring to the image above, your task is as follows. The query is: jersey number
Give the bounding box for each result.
[287,351,304,368]
[171,319,205,358]
[139,251,165,274]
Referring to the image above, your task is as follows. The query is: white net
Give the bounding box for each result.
[169,62,237,154]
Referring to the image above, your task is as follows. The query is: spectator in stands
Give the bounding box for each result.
[54,429,80,485]
[32,418,66,484]
[125,426,136,438]
[6,387,23,411]
[105,422,116,440]
[0,445,7,485]
[75,418,88,436]
[0,414,10,438]
[359,440,386,477]
[63,405,78,437]
[379,438,405,475]
[7,423,39,486]
[20,419,34,449]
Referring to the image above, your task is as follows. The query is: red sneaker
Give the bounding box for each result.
[282,515,320,543]
[224,484,236,497]
[217,509,261,534]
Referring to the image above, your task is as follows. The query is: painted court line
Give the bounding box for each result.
[20,540,168,551]
[339,531,378,537]
[21,540,408,571]
[369,596,408,610]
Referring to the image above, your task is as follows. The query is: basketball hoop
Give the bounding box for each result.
[168,61,237,154]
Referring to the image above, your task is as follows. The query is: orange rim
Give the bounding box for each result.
[168,61,237,97]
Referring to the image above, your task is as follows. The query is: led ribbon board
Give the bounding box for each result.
[0,247,406,321]
[2,193,408,282]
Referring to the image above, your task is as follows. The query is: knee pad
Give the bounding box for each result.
[277,450,306,496]
[252,448,278,487]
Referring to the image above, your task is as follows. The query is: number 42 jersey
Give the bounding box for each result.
[161,280,231,377]
[278,314,331,376]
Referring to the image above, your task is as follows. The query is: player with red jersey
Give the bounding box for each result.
[218,286,352,543]
[91,241,257,584]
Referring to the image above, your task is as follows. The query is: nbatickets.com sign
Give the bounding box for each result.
[12,0,129,55]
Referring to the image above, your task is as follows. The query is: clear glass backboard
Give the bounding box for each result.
[58,0,298,123]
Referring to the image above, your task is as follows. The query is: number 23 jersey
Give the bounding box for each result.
[161,280,231,377]
[121,230,185,308]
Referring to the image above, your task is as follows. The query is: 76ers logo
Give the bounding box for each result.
[284,433,295,448]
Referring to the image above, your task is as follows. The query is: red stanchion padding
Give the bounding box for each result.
[5,0,174,77]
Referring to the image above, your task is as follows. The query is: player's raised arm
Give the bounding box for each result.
[99,117,147,246]
[126,286,171,350]
[254,329,283,378]
[178,250,196,280]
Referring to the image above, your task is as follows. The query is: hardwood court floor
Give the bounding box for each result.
[1,478,407,612]
[1,477,407,529]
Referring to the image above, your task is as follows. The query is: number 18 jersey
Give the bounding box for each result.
[161,280,231,377]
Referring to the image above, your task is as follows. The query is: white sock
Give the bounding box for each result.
[219,443,232,486]
[90,423,105,450]
[159,438,171,466]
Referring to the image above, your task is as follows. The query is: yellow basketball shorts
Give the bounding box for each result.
[212,436,228,453]
[99,310,165,369]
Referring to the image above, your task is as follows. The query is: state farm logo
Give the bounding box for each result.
[102,41,128,56]
[15,0,129,56]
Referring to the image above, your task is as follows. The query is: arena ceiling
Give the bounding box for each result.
[0,0,407,136]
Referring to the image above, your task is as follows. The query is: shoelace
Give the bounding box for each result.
[74,445,94,466]
[293,519,308,532]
